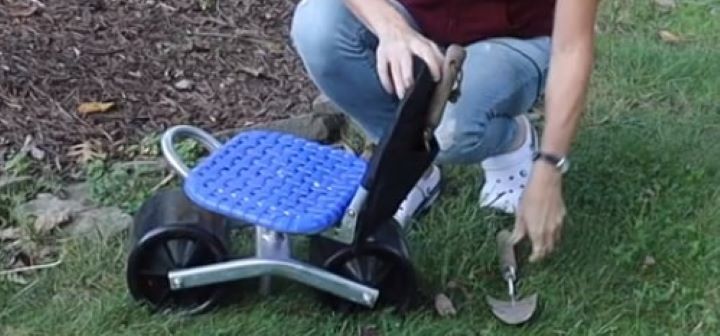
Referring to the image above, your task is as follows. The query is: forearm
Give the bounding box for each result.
[540,40,594,156]
[345,0,412,37]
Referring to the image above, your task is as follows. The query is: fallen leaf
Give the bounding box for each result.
[8,3,39,17]
[77,101,115,115]
[238,64,263,77]
[654,0,676,11]
[659,30,683,43]
[67,141,107,164]
[0,227,23,241]
[434,293,457,317]
[359,325,380,336]
[642,255,657,270]
[174,79,194,90]
[18,135,45,160]
[33,209,72,234]
[30,146,45,160]
[198,0,215,11]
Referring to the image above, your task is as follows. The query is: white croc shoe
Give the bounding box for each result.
[393,164,442,228]
[479,114,539,214]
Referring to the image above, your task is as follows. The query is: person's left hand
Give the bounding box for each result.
[510,161,566,262]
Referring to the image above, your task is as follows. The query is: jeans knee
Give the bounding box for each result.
[435,125,487,164]
[434,113,514,164]
[290,0,348,78]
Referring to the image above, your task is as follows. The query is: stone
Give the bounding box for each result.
[217,111,347,144]
[14,183,131,241]
[65,206,132,240]
[174,79,194,91]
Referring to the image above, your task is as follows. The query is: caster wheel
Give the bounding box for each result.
[126,189,230,315]
[309,220,419,313]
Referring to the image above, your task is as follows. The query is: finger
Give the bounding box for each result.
[429,43,445,79]
[553,223,562,247]
[510,216,527,245]
[390,56,406,99]
[376,51,393,95]
[431,42,444,62]
[528,223,546,262]
[399,50,414,90]
[529,238,545,263]
[417,47,442,82]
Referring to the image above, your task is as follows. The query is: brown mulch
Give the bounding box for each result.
[0,0,318,172]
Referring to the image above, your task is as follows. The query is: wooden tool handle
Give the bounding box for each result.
[426,44,466,129]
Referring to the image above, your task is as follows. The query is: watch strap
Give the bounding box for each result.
[533,151,568,173]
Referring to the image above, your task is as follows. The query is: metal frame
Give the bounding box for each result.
[160,126,379,308]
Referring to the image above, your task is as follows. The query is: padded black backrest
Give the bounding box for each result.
[354,58,440,242]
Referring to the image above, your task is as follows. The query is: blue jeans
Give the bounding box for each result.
[290,0,551,164]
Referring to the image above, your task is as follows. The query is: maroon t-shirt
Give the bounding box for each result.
[398,0,556,45]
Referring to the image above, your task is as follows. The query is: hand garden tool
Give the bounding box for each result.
[485,229,538,325]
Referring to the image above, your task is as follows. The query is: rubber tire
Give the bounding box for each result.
[309,220,419,314]
[125,189,230,315]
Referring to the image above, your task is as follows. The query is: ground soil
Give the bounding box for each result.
[0,0,318,171]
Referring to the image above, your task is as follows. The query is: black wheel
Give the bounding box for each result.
[126,224,228,315]
[309,220,419,313]
[126,189,231,315]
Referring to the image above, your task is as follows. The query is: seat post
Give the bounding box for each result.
[255,227,291,295]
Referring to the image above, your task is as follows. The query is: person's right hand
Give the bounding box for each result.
[376,27,444,99]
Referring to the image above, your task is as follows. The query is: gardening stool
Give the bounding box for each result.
[125,44,467,315]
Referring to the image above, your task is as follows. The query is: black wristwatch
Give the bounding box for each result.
[533,151,570,174]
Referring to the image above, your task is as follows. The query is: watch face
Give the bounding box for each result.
[558,158,569,174]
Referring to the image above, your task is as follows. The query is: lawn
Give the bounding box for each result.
[1,0,719,335]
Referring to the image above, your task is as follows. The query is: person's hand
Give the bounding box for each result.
[375,26,444,99]
[510,162,567,262]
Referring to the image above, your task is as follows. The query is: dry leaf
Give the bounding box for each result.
[198,0,215,11]
[659,30,683,43]
[0,227,23,241]
[174,79,194,90]
[359,325,380,336]
[434,293,457,317]
[33,209,72,234]
[19,135,45,160]
[8,3,39,17]
[67,141,107,164]
[77,101,115,115]
[642,255,657,270]
[30,146,45,160]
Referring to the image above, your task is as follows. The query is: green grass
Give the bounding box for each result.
[2,1,719,334]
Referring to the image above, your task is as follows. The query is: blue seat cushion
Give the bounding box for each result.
[183,130,367,234]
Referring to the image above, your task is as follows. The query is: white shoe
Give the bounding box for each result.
[393,164,442,227]
[479,114,538,214]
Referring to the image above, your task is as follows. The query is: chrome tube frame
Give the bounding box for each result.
[167,227,379,307]
[160,125,223,178]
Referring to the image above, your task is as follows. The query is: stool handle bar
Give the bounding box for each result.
[161,125,223,179]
